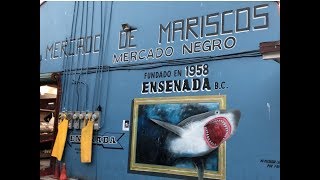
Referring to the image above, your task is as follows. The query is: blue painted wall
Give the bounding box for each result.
[41,1,279,180]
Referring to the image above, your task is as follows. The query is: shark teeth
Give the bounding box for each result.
[207,121,228,138]
[204,117,231,148]
[205,127,216,146]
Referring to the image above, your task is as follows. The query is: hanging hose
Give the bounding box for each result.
[61,1,77,112]
[77,1,90,112]
[68,2,80,111]
[92,2,106,112]
[100,1,113,130]
[84,1,95,112]
[73,1,85,111]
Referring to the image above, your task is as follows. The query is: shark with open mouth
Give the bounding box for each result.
[150,109,241,180]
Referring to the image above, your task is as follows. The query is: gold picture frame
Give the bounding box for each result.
[130,95,226,179]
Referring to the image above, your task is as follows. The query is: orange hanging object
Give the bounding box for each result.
[59,163,68,180]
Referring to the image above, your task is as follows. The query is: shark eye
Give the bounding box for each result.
[215,110,220,115]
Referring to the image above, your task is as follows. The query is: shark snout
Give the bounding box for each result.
[232,110,241,120]
[231,110,241,127]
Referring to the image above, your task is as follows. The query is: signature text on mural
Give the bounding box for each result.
[260,159,280,169]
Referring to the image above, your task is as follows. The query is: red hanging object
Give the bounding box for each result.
[54,160,60,179]
[59,163,68,180]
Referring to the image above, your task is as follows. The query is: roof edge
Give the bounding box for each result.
[40,1,46,6]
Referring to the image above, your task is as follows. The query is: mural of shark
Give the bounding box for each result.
[150,109,241,180]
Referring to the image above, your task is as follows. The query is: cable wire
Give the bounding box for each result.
[74,1,85,111]
[61,1,77,112]
[68,2,80,111]
[59,50,262,75]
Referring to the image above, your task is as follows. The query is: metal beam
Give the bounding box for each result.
[260,40,280,63]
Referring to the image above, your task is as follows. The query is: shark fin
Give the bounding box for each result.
[150,119,184,136]
[192,158,204,180]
